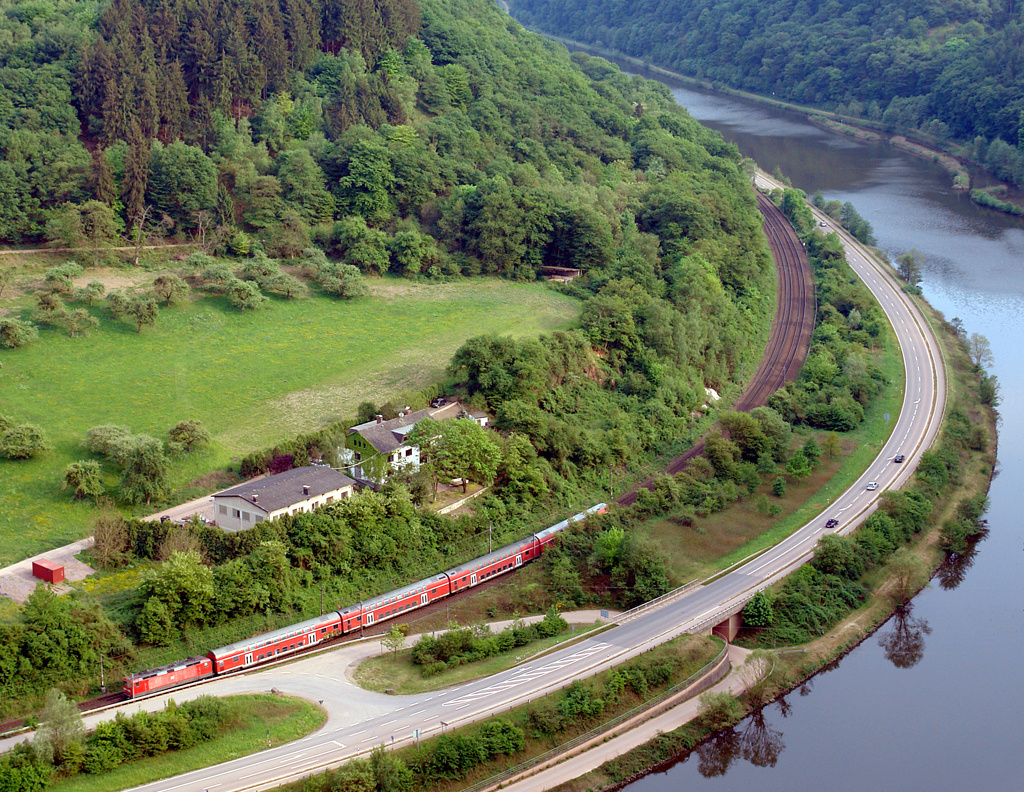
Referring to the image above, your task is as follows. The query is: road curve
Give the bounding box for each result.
[618,190,815,504]
[100,181,945,792]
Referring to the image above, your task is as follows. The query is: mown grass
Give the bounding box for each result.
[46,694,325,792]
[0,277,580,565]
[353,621,605,695]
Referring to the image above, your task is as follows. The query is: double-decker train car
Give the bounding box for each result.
[123,656,213,697]
[208,611,342,675]
[360,573,450,628]
[123,503,607,697]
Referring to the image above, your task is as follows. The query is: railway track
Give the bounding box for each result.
[0,193,813,731]
[617,191,814,505]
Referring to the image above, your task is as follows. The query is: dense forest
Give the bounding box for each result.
[0,0,785,714]
[510,0,1024,188]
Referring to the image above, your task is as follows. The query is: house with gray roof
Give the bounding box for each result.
[212,466,356,532]
[345,401,484,485]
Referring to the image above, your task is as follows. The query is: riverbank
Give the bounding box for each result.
[533,199,999,792]
[534,31,1024,217]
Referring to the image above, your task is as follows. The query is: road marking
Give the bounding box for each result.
[442,643,610,709]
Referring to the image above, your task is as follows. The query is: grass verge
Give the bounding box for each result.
[353,621,605,695]
[46,694,325,792]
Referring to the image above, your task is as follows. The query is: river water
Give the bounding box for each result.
[619,78,1024,790]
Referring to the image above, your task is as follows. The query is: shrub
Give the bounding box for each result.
[0,423,48,459]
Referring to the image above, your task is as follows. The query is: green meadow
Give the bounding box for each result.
[0,278,580,565]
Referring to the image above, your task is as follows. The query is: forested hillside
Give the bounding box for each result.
[0,0,784,710]
[511,0,1024,188]
[0,0,773,399]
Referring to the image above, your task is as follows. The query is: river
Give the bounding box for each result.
[616,77,1024,790]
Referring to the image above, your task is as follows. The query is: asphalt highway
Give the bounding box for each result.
[90,177,946,792]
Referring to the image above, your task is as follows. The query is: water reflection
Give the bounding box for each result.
[694,704,787,776]
[877,605,932,669]
[934,532,987,591]
[607,60,1024,792]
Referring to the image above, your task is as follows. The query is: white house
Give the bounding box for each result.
[345,401,487,484]
[212,466,356,532]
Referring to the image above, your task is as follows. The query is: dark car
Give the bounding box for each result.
[430,397,447,408]
[893,454,905,463]
[825,518,839,529]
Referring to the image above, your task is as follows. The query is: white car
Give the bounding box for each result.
[866,481,878,491]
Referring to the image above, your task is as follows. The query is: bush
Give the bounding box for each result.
[0,423,48,459]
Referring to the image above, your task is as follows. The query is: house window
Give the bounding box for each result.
[232,508,240,519]
[326,496,333,503]
[405,448,413,457]
[218,504,227,515]
[254,515,264,523]
[242,512,251,522]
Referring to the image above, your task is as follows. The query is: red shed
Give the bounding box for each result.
[32,559,64,585]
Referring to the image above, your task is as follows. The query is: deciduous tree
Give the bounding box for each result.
[32,689,85,768]
[0,423,48,459]
[381,625,407,659]
[0,318,38,349]
[138,550,214,629]
[225,278,268,310]
[63,460,104,501]
[118,435,169,505]
[167,420,211,453]
[152,274,189,307]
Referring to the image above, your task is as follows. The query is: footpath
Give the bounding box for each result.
[492,643,751,792]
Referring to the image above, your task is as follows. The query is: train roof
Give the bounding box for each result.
[533,503,607,543]
[125,655,209,681]
[209,611,340,659]
[442,536,535,578]
[363,573,449,610]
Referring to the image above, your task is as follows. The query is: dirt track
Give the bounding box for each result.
[617,192,815,505]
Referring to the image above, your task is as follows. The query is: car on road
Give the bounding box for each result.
[893,454,905,463]
[818,221,827,227]
[866,481,878,491]
[825,518,839,528]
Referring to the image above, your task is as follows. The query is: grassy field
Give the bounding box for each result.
[0,275,580,565]
[46,694,325,792]
[353,621,606,695]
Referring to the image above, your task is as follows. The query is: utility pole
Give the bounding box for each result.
[99,654,105,694]
[609,463,613,499]
[488,521,492,554]
[320,585,324,616]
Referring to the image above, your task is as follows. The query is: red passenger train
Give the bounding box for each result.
[124,504,607,698]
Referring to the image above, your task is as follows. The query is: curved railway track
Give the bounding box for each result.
[0,193,814,733]
[617,191,814,505]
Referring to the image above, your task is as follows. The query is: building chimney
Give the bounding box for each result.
[252,494,258,504]
[376,414,383,424]
[302,485,310,496]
